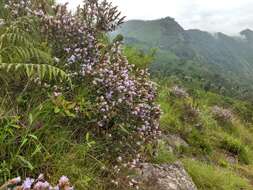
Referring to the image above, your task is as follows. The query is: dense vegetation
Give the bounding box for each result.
[0,0,160,189]
[2,0,253,190]
[156,78,253,189]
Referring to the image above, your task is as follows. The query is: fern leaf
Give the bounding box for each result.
[0,63,72,84]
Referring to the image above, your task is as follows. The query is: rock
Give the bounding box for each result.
[163,134,189,149]
[225,153,238,165]
[135,162,197,190]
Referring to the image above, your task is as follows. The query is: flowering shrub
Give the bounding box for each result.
[170,86,189,98]
[3,0,161,188]
[212,106,233,122]
[39,1,160,138]
[182,104,199,123]
[0,175,74,190]
[4,0,161,138]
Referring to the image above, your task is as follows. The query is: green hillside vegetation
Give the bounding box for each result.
[2,0,253,190]
[125,44,253,189]
[0,1,160,189]
[156,79,253,189]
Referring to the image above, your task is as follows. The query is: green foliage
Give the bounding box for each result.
[0,63,71,83]
[221,136,244,155]
[124,46,155,69]
[3,0,253,189]
[49,133,106,190]
[186,128,213,155]
[151,140,176,164]
[220,135,252,164]
[0,17,71,84]
[0,1,161,189]
[157,80,253,188]
[0,94,108,189]
[183,159,253,190]
[0,116,44,183]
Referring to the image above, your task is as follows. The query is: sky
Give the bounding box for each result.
[57,0,253,35]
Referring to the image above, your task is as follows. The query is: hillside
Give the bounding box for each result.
[3,1,253,190]
[155,79,253,190]
[113,17,253,100]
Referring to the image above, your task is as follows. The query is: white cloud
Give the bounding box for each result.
[57,0,253,34]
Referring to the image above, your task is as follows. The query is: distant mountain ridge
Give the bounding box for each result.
[113,17,253,99]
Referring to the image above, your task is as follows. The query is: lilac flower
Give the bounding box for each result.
[6,1,162,182]
[59,176,70,187]
[34,181,50,190]
[67,55,76,63]
[22,178,34,190]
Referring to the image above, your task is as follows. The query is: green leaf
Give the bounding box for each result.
[28,113,33,125]
[28,134,38,140]
[54,107,60,113]
[31,145,42,157]
[20,138,28,148]
[65,110,75,117]
[17,155,34,170]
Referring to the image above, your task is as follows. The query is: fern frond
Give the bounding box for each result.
[0,31,34,48]
[0,16,72,86]
[0,46,53,63]
[0,63,71,84]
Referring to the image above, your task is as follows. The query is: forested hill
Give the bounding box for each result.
[113,17,253,100]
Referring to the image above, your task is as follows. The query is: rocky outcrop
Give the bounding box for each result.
[135,162,197,190]
[162,134,189,152]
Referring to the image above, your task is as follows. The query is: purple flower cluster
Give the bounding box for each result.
[5,0,162,188]
[92,42,161,138]
[39,4,100,77]
[5,0,33,17]
[22,1,161,138]
[212,106,233,122]
[6,0,160,162]
[1,175,74,190]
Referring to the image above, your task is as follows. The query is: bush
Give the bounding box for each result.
[170,86,189,98]
[220,135,251,164]
[181,103,199,123]
[36,0,161,141]
[186,129,213,155]
[212,106,233,122]
[1,0,161,187]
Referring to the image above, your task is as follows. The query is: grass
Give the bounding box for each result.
[183,159,253,190]
[3,69,253,189]
[151,140,176,164]
[220,135,252,164]
[157,82,253,189]
[49,142,105,190]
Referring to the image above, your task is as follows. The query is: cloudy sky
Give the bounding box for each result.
[57,0,253,35]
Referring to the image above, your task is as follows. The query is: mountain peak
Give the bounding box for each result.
[161,16,175,21]
[240,29,253,35]
[240,29,253,41]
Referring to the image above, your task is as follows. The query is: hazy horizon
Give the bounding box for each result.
[57,0,253,35]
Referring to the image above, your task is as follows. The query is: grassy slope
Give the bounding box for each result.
[2,73,253,190]
[156,79,253,189]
